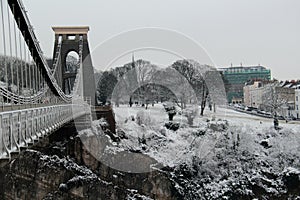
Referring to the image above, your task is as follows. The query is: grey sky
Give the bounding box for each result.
[23,0,300,80]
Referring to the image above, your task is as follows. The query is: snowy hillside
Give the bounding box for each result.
[81,104,300,199]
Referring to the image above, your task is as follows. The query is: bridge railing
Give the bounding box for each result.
[0,103,89,160]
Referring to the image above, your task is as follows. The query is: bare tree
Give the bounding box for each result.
[152,67,196,109]
[134,59,157,105]
[262,83,290,115]
[110,59,198,111]
[261,82,290,129]
[171,59,209,115]
[111,69,137,106]
[110,59,158,107]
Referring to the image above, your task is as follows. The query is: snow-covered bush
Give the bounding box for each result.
[163,102,177,121]
[98,118,109,127]
[124,115,135,123]
[165,122,180,131]
[182,106,198,126]
[207,120,228,132]
[136,110,153,126]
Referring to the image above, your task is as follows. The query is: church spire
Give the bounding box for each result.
[132,52,135,68]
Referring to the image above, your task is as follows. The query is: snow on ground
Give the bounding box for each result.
[115,103,300,129]
[114,103,300,139]
[87,103,300,198]
[111,103,300,168]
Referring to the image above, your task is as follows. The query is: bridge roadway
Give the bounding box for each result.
[0,103,90,160]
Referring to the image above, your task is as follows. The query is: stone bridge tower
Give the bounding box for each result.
[52,26,96,105]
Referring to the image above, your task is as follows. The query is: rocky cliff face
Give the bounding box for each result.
[1,119,300,200]
[0,150,128,200]
[0,128,180,200]
[66,134,180,200]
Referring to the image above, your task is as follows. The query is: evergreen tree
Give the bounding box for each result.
[97,71,118,105]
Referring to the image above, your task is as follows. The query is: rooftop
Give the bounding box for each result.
[280,80,300,88]
[219,65,268,71]
[52,26,90,35]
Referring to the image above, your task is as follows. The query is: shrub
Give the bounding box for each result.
[136,110,153,126]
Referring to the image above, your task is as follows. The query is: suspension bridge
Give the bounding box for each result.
[0,0,103,160]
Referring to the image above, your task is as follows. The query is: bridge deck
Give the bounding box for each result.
[0,103,90,160]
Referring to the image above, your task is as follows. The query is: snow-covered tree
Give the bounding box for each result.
[182,106,198,126]
[163,102,177,121]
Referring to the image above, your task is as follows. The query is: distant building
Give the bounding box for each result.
[231,97,243,104]
[259,80,298,118]
[243,80,265,108]
[287,81,300,119]
[243,79,300,118]
[273,85,295,118]
[295,89,300,119]
[219,65,271,103]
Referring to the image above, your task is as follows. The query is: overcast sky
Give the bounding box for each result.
[22,0,300,80]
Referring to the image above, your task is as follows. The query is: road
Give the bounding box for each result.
[113,104,300,130]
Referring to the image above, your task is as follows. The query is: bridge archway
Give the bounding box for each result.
[64,50,79,94]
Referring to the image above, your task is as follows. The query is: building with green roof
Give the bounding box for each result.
[219,65,271,103]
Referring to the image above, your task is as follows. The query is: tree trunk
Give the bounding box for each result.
[169,113,175,121]
[273,114,279,130]
[187,117,193,126]
[200,85,209,116]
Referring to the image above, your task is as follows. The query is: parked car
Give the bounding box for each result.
[245,106,258,111]
[257,110,263,114]
[260,111,271,116]
[277,116,285,120]
[286,116,296,121]
[245,106,252,111]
